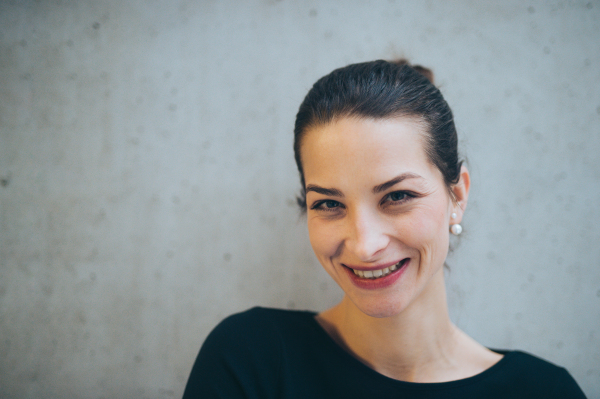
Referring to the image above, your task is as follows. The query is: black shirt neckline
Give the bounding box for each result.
[301,310,513,390]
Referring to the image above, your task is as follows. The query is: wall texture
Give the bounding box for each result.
[1,1,598,397]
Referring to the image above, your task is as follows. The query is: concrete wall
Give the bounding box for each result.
[1,1,598,397]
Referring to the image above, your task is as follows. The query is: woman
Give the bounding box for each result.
[183,60,586,398]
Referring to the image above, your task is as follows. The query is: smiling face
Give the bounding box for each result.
[301,117,468,318]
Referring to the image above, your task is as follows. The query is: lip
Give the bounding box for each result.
[343,258,410,290]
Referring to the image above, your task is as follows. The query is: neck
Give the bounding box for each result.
[317,269,490,382]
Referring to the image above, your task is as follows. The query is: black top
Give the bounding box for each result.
[183,307,586,398]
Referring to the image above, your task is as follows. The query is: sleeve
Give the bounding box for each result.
[551,368,587,399]
[182,308,282,399]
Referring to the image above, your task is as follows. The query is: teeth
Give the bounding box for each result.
[352,260,404,279]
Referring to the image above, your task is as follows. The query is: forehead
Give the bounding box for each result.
[301,117,437,186]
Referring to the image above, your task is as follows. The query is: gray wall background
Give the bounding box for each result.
[1,1,599,397]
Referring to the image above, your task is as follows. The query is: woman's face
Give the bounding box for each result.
[301,117,468,318]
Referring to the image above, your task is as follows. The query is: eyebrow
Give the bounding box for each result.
[372,173,422,194]
[305,172,422,198]
[305,185,344,197]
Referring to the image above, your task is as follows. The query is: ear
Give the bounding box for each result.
[450,165,470,224]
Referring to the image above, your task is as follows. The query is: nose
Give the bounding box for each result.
[345,208,390,262]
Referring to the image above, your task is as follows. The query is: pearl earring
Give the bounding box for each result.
[451,212,457,219]
[450,224,462,235]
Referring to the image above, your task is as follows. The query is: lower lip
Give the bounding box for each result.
[344,259,410,290]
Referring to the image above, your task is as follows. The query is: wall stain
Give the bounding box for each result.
[158,388,175,397]
[75,310,87,325]
[41,283,53,296]
[515,312,523,320]
[0,175,9,187]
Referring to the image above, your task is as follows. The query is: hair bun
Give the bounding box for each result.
[390,59,435,84]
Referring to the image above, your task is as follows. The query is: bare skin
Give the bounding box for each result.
[316,271,502,382]
[303,116,502,383]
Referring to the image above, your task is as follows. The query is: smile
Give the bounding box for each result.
[348,259,408,279]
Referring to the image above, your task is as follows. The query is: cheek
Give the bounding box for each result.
[402,205,446,240]
[400,207,449,261]
[307,219,340,260]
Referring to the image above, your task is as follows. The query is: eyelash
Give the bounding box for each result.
[382,191,415,205]
[310,191,415,212]
[310,199,344,212]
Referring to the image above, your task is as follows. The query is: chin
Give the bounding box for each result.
[349,297,409,319]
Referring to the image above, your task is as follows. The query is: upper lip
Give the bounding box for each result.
[342,259,406,271]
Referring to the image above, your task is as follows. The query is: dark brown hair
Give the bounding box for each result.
[293,59,462,210]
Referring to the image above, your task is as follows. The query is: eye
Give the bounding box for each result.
[311,199,343,211]
[388,191,408,202]
[382,191,414,206]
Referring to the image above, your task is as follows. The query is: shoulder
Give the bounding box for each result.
[183,307,318,398]
[497,350,572,378]
[489,350,586,398]
[211,306,317,340]
[220,306,316,325]
[201,307,314,356]
[499,350,562,370]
